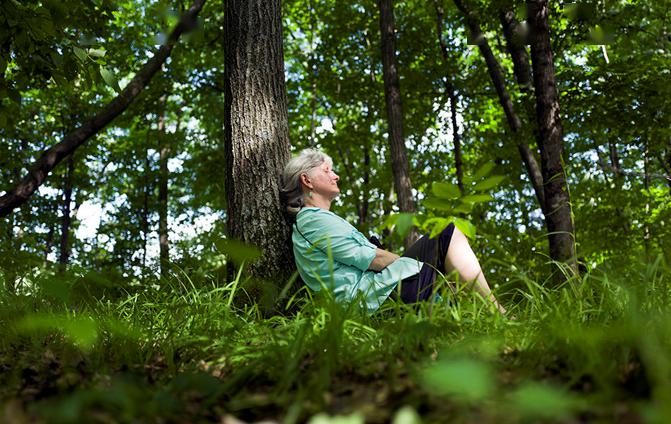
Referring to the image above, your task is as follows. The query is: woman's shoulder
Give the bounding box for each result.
[297,207,336,219]
[296,208,348,229]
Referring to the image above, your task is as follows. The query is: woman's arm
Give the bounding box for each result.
[368,248,400,271]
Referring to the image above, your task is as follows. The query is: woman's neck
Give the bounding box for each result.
[304,195,331,210]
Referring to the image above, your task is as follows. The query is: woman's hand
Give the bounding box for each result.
[368,248,400,271]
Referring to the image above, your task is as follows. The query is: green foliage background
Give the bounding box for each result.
[0,0,670,421]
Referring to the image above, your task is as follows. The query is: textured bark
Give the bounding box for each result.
[453,0,546,213]
[499,7,549,213]
[433,0,464,193]
[527,0,577,269]
[58,156,74,272]
[224,0,293,281]
[378,0,418,246]
[499,9,532,92]
[0,0,206,217]
[157,98,169,279]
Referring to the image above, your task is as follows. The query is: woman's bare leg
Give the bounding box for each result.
[444,227,507,315]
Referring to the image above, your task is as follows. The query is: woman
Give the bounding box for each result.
[281,149,506,314]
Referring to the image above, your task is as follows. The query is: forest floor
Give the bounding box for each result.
[1,258,669,423]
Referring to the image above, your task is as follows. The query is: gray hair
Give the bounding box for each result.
[280,149,333,219]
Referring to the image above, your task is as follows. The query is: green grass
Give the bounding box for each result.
[0,255,670,423]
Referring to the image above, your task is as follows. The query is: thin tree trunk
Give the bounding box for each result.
[157,97,169,279]
[359,141,371,227]
[224,0,293,282]
[453,0,546,213]
[433,0,464,193]
[643,138,651,256]
[527,0,577,272]
[309,0,317,145]
[378,0,418,246]
[44,221,55,266]
[380,183,395,248]
[4,210,16,293]
[500,7,547,210]
[43,184,60,267]
[58,155,75,273]
[449,90,465,194]
[0,0,206,217]
[142,147,150,279]
[660,140,671,193]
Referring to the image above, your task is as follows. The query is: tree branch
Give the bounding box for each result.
[0,0,207,217]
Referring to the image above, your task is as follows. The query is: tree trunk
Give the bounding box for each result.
[527,0,577,271]
[433,0,464,194]
[453,0,546,213]
[224,0,293,282]
[643,138,651,256]
[661,139,671,193]
[142,147,150,279]
[499,9,532,93]
[378,0,418,246]
[157,97,170,279]
[499,7,551,215]
[4,211,16,293]
[58,155,75,273]
[308,0,318,145]
[0,0,206,217]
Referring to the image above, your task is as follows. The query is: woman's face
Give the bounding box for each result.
[306,161,340,199]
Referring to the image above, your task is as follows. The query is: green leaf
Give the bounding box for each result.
[452,203,474,214]
[214,238,262,266]
[100,67,120,92]
[427,218,452,238]
[423,197,453,211]
[421,358,493,401]
[384,213,399,229]
[510,383,577,420]
[473,163,495,180]
[473,175,506,192]
[460,194,493,204]
[61,317,99,350]
[453,217,476,238]
[394,213,416,238]
[88,48,106,58]
[73,46,87,62]
[40,276,71,302]
[16,314,99,350]
[432,182,461,200]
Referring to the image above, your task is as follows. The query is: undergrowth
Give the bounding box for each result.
[0,255,669,423]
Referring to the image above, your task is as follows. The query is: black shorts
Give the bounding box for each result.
[396,223,455,304]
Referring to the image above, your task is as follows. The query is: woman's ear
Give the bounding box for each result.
[300,173,311,188]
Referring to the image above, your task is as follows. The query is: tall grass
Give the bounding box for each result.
[0,255,669,423]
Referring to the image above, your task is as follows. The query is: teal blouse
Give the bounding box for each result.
[292,207,423,311]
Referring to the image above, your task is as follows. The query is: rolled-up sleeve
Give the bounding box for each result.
[328,229,377,271]
[301,211,377,271]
